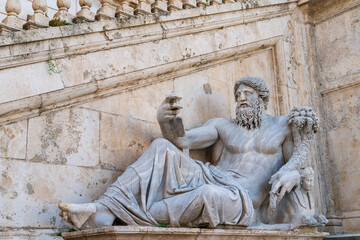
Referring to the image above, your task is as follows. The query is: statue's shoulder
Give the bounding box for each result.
[271,115,290,128]
[265,115,291,135]
[204,118,232,128]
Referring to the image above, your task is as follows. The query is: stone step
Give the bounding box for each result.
[62,226,329,240]
[324,234,360,240]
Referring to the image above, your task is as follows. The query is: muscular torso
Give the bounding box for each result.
[208,114,291,208]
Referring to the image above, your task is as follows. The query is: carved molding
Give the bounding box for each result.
[320,72,360,95]
[0,1,296,71]
[0,36,283,125]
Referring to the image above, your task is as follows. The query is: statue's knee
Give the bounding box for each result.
[151,138,176,149]
[197,185,221,201]
[93,203,115,227]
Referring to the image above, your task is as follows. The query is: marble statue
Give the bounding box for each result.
[58,76,322,230]
[267,167,328,226]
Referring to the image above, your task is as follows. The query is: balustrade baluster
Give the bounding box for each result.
[74,0,95,23]
[0,0,22,33]
[23,0,49,29]
[151,0,167,14]
[222,0,234,4]
[96,0,116,21]
[197,0,209,7]
[210,0,222,5]
[52,0,75,23]
[182,0,196,9]
[116,0,134,18]
[134,0,154,15]
[167,0,182,11]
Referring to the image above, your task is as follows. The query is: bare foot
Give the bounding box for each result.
[58,202,96,229]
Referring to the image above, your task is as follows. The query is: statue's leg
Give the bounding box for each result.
[60,138,204,228]
[58,202,115,229]
[149,184,243,227]
[97,138,207,226]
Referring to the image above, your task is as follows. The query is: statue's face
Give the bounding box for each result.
[235,85,260,109]
[234,85,263,129]
[302,175,314,191]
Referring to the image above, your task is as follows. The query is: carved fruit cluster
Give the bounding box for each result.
[288,106,319,133]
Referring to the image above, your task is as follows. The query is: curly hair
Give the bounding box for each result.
[234,77,270,109]
[301,167,315,179]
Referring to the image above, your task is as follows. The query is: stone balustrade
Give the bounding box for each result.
[0,0,241,33]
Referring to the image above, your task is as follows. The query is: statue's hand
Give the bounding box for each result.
[302,216,318,226]
[269,170,300,206]
[157,92,183,123]
[314,214,329,225]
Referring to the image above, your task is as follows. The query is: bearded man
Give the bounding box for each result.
[59,77,318,229]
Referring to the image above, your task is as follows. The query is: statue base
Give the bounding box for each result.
[62,226,329,240]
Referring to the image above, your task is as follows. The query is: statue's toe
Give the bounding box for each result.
[58,202,70,211]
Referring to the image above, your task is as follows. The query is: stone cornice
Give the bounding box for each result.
[0,36,282,125]
[0,0,297,125]
[0,0,297,47]
[0,1,297,71]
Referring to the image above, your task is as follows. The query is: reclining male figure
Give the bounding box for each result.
[59,77,318,229]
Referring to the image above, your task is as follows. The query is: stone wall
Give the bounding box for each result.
[309,0,360,234]
[0,0,359,238]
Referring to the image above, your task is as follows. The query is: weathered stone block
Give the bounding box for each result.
[99,113,161,171]
[81,80,172,123]
[27,108,99,167]
[0,120,27,159]
[0,158,120,229]
[0,62,64,104]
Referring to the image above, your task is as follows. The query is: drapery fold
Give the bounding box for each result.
[97,138,254,227]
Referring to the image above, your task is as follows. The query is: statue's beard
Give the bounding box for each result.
[235,99,263,130]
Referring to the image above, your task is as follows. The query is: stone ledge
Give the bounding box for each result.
[62,226,329,240]
[324,234,360,240]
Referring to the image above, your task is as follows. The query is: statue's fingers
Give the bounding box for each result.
[305,120,314,132]
[157,103,171,117]
[164,114,176,120]
[169,103,183,110]
[277,187,287,205]
[159,100,170,110]
[269,173,279,184]
[61,212,69,221]
[285,183,294,193]
[271,180,281,194]
[58,202,69,212]
[159,112,175,121]
[320,215,329,224]
[165,92,183,103]
[171,109,181,115]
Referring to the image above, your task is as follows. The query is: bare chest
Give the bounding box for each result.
[219,123,287,155]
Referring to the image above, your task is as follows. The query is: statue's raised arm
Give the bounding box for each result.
[157,91,185,141]
[156,92,219,150]
[269,106,319,206]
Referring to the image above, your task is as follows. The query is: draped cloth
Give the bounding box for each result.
[97,138,255,227]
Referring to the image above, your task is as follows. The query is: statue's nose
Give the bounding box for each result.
[240,92,247,101]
